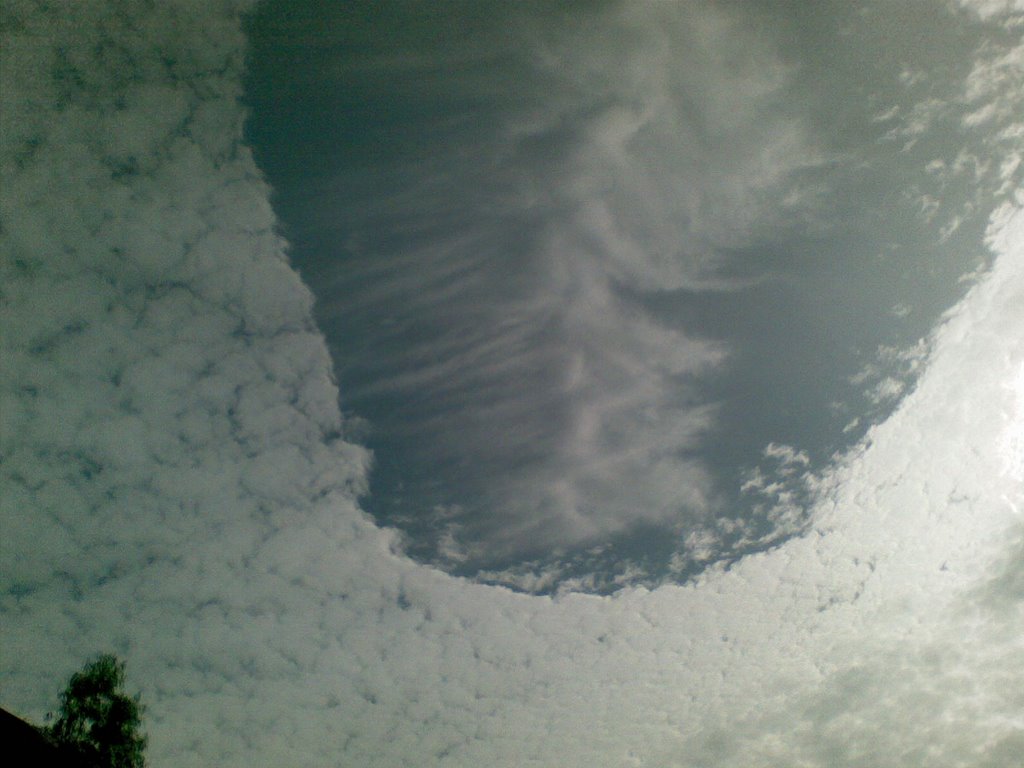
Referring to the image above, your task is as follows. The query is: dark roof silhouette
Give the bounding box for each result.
[0,707,91,767]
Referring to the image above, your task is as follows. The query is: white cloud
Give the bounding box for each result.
[955,0,1024,21]
[1,2,1022,768]
[851,338,931,406]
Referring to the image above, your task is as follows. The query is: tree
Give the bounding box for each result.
[48,654,147,768]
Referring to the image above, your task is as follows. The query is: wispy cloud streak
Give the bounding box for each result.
[275,1,823,564]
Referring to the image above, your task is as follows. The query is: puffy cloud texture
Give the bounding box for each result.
[1,1,1021,766]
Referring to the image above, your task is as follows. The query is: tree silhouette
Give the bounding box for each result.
[48,654,147,768]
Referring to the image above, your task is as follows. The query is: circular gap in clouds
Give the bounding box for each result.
[3,2,1023,765]
[242,0,1006,592]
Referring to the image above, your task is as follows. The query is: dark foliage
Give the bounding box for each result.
[47,654,147,768]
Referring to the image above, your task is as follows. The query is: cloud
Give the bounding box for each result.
[1,1,1022,767]
[258,0,826,565]
[850,338,930,406]
[955,0,1024,21]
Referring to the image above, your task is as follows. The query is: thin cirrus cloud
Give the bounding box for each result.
[247,0,825,567]
[1,1,1022,767]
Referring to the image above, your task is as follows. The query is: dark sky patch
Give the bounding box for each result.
[242,0,1003,587]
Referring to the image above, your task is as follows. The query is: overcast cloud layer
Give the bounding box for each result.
[1,1,1022,766]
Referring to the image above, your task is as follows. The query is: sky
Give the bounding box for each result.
[0,0,1022,766]
[243,0,1015,587]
